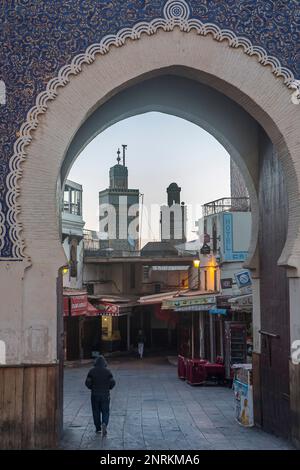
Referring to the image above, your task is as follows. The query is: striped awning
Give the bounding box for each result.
[95,302,133,316]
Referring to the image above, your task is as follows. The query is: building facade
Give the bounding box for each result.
[196,197,252,296]
[62,180,85,289]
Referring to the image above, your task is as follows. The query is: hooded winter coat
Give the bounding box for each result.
[85,356,115,395]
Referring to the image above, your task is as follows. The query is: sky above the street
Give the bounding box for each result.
[68,112,231,245]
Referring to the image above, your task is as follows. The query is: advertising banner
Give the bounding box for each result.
[233,379,254,427]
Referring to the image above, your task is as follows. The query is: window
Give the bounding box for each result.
[143,266,150,281]
[154,283,161,293]
[204,271,207,291]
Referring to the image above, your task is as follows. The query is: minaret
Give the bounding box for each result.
[167,182,181,207]
[99,146,140,251]
[109,147,128,190]
[160,182,187,245]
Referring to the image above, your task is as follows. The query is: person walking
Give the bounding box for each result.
[137,330,145,359]
[85,355,115,436]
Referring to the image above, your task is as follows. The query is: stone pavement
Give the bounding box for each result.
[61,356,294,450]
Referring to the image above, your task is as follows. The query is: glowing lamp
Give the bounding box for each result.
[62,266,69,275]
[193,259,200,268]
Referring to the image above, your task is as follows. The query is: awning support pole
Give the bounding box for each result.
[219,317,224,359]
[192,312,194,359]
[210,314,216,362]
[127,314,130,351]
[199,313,205,358]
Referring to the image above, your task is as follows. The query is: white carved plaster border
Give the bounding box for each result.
[3,0,299,259]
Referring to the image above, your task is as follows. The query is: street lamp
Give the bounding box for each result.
[62,265,69,275]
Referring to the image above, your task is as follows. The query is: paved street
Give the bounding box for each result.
[61,356,294,450]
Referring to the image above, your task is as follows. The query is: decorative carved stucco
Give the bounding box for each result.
[1,0,299,259]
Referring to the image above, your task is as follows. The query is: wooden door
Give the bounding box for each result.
[258,130,290,438]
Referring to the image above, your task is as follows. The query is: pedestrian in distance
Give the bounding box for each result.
[137,329,145,359]
[85,355,115,436]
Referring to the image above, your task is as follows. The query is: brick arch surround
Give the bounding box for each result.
[0,2,300,450]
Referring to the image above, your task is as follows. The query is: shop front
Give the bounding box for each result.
[161,293,231,384]
[63,289,87,361]
[162,294,217,360]
[90,298,137,354]
[63,289,102,360]
[137,292,180,353]
[227,293,253,364]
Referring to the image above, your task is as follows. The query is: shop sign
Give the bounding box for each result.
[221,278,232,289]
[96,302,119,316]
[209,308,227,315]
[70,295,88,316]
[223,213,248,261]
[175,304,214,312]
[229,294,252,309]
[235,270,252,289]
[63,294,88,316]
[162,295,216,310]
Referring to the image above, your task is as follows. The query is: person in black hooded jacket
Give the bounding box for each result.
[85,355,115,435]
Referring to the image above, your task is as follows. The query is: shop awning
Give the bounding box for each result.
[63,290,88,316]
[86,302,99,316]
[228,294,252,311]
[93,301,136,316]
[138,291,180,305]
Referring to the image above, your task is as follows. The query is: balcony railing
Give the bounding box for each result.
[83,234,140,257]
[84,245,141,258]
[203,197,250,216]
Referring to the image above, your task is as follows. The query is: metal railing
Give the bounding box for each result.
[84,246,141,258]
[203,197,250,216]
[83,235,140,257]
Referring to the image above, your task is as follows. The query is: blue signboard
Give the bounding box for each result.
[209,309,227,315]
[222,213,248,262]
[235,270,252,289]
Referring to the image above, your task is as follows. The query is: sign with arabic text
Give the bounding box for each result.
[162,295,216,310]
